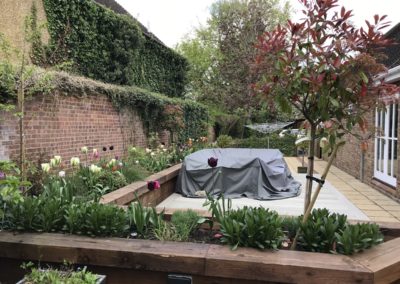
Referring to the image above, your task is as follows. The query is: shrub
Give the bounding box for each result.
[335,223,384,255]
[219,206,284,250]
[233,133,296,156]
[217,135,233,148]
[297,209,347,253]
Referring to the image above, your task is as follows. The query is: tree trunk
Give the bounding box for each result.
[304,123,316,214]
[290,141,343,250]
[18,84,25,181]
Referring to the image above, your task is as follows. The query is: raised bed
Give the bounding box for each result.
[100,163,182,207]
[2,165,398,283]
[0,231,399,283]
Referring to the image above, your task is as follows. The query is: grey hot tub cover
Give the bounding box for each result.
[176,148,301,200]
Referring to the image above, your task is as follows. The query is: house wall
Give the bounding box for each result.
[0,0,49,62]
[0,92,152,168]
[331,103,400,199]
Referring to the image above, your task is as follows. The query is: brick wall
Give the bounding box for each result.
[0,92,153,167]
[331,106,400,199]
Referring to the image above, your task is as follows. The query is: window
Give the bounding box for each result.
[374,103,398,187]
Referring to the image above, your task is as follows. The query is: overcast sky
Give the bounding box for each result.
[115,0,400,48]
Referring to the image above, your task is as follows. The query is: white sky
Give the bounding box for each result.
[115,0,400,48]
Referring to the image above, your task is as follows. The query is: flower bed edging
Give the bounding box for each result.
[0,232,399,283]
[100,163,181,206]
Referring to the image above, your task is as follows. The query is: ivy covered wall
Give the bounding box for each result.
[40,0,188,97]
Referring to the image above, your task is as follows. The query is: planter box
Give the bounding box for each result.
[16,273,106,284]
[0,231,399,283]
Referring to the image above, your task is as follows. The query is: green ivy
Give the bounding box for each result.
[52,72,209,143]
[41,0,188,97]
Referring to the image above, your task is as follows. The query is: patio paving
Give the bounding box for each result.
[156,157,400,222]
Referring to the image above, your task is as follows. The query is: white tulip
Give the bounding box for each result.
[41,163,51,173]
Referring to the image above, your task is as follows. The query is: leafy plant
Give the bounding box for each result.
[219,206,284,250]
[297,209,347,253]
[281,216,300,240]
[203,193,232,226]
[216,135,233,148]
[83,203,128,237]
[335,223,384,255]
[127,201,153,237]
[171,210,201,241]
[21,261,99,284]
[152,219,179,242]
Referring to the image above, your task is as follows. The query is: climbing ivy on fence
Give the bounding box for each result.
[40,0,188,97]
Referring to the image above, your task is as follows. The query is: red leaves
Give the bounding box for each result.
[359,83,367,97]
[333,57,341,68]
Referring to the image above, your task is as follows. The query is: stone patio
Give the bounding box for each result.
[157,157,400,222]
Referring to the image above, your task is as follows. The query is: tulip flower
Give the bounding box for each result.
[147,180,161,191]
[89,164,102,173]
[50,158,57,167]
[93,149,99,159]
[207,157,218,168]
[54,155,62,165]
[41,163,51,173]
[70,157,80,167]
[81,146,88,154]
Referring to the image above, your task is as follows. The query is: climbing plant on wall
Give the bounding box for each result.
[39,0,188,97]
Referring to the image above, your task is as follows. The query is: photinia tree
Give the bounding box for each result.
[253,0,398,240]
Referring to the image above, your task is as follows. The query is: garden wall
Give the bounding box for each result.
[0,92,151,166]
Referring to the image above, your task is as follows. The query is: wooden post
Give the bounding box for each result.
[303,123,316,214]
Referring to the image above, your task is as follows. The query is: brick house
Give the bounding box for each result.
[332,23,399,199]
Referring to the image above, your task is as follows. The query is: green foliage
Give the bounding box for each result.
[0,161,26,228]
[171,210,201,242]
[41,0,188,97]
[22,262,99,284]
[281,216,300,240]
[335,223,384,255]
[296,209,383,255]
[216,135,234,148]
[128,144,202,174]
[297,209,348,253]
[83,202,128,237]
[127,201,153,237]
[53,71,209,142]
[233,133,297,156]
[176,0,290,112]
[219,206,284,250]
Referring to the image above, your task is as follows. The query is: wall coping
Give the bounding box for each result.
[100,163,182,205]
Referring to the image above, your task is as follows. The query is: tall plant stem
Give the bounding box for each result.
[290,141,344,250]
[303,123,316,214]
[18,49,26,181]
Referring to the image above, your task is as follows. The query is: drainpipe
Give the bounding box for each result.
[360,150,365,182]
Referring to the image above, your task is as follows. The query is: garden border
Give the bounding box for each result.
[0,232,398,283]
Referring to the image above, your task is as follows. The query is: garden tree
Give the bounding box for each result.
[176,0,290,114]
[253,0,398,243]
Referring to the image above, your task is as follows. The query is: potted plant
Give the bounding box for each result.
[17,262,106,284]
